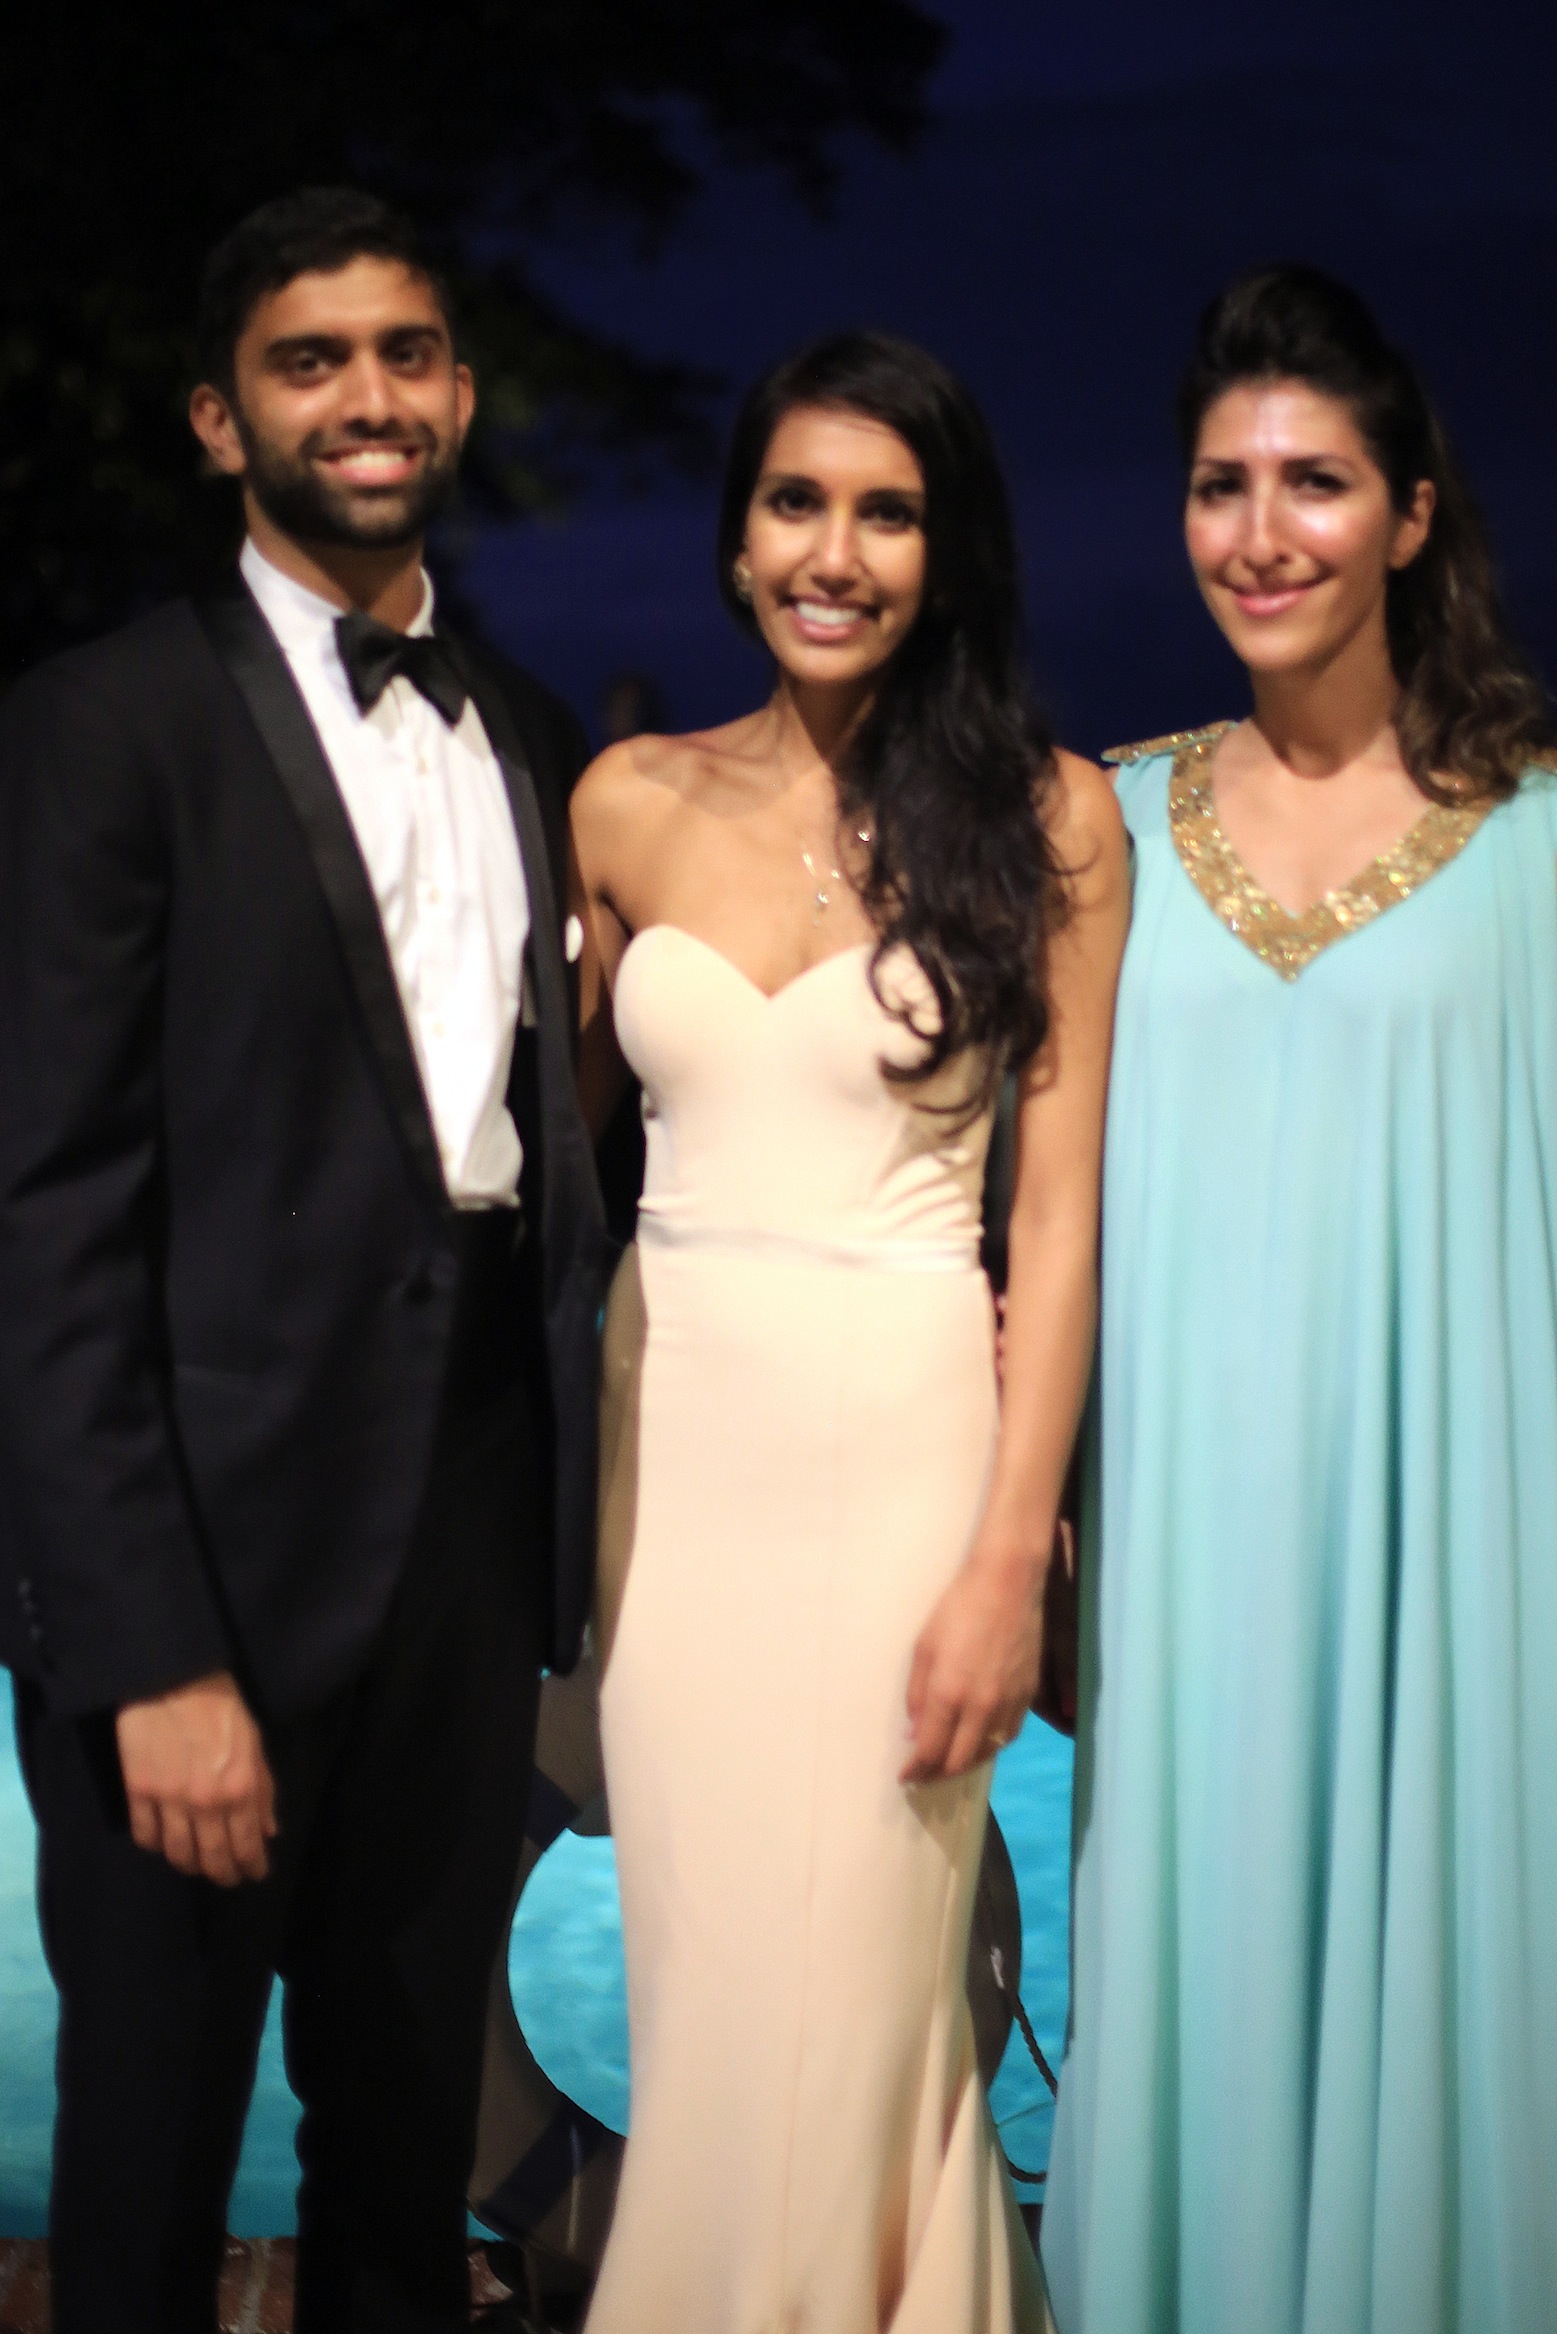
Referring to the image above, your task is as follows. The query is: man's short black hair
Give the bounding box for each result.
[197,186,453,393]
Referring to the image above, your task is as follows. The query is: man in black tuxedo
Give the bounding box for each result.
[0,187,606,2333]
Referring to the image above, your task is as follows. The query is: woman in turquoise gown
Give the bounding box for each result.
[1042,267,1557,2334]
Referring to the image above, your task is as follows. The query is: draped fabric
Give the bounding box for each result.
[1043,752,1557,2334]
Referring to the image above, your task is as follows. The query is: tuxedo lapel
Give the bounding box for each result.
[453,644,608,1667]
[451,647,599,1301]
[195,587,448,1208]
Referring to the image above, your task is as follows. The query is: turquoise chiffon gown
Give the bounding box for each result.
[1041,726,1557,2334]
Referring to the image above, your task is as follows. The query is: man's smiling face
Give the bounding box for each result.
[198,256,474,550]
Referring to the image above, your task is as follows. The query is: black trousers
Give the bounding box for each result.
[15,1214,550,2334]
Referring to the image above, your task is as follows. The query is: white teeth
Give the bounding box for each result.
[331,449,414,474]
[794,601,863,627]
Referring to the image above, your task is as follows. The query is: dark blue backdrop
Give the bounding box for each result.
[461,0,1557,757]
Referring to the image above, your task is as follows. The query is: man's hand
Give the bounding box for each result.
[115,1672,277,1885]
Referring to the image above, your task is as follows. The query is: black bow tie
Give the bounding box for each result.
[335,609,469,727]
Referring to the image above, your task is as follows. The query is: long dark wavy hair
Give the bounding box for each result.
[1177,264,1553,800]
[717,331,1065,1108]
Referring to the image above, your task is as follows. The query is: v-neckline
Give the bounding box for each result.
[1167,725,1496,981]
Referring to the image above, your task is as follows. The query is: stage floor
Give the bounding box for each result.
[0,2239,528,2332]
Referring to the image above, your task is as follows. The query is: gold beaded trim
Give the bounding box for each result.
[1168,729,1496,981]
[1102,722,1231,767]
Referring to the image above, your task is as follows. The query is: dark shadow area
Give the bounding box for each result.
[464,14,1557,752]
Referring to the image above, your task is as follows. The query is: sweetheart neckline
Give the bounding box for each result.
[616,924,874,1007]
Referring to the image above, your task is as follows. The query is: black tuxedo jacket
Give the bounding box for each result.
[0,581,607,1720]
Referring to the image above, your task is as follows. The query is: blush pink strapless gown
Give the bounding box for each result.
[586,927,1048,2334]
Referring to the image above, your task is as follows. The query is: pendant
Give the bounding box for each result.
[800,844,841,923]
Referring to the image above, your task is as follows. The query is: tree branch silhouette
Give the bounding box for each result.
[1,0,945,672]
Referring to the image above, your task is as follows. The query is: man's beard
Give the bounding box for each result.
[236,414,460,550]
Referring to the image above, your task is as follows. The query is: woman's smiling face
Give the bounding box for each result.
[1185,379,1433,679]
[739,404,929,693]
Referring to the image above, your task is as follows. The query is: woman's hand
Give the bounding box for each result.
[900,1545,1043,1783]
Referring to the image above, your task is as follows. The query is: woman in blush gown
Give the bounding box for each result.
[569,332,1129,2334]
[1041,267,1557,2334]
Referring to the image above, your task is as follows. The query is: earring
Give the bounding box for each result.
[732,560,753,603]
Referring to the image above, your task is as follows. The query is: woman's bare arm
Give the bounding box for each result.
[569,743,642,1140]
[902,751,1129,1782]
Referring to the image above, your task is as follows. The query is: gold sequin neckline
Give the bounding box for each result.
[1167,725,1496,981]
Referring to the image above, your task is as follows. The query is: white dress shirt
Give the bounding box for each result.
[241,539,530,1209]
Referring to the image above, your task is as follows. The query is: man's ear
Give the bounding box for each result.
[454,361,476,447]
[189,382,248,479]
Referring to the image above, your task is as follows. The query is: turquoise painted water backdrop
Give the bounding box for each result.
[0,1674,1070,2231]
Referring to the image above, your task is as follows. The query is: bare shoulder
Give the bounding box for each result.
[571,731,693,856]
[573,731,678,813]
[1042,747,1129,900]
[576,715,769,813]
